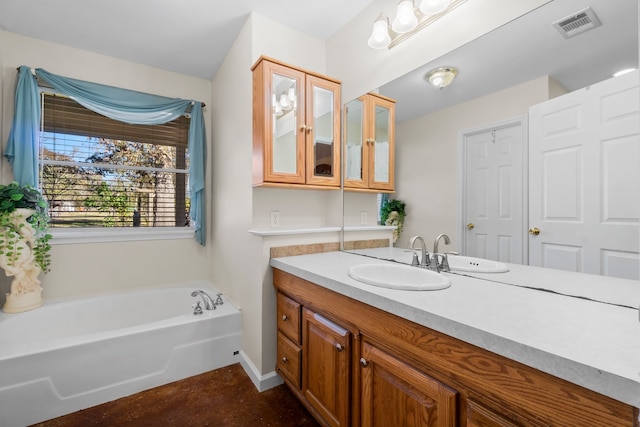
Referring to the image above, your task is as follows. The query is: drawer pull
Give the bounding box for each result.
[282,357,288,364]
[335,343,343,352]
[282,315,288,321]
[360,357,368,367]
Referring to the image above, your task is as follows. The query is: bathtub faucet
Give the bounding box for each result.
[191,290,216,310]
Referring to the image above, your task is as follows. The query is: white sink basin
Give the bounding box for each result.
[348,263,451,291]
[447,255,509,273]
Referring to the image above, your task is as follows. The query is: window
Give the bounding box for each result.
[39,93,190,229]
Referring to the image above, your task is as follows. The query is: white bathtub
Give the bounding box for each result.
[0,284,242,427]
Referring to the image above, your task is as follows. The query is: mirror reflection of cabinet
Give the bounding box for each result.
[252,56,341,188]
[344,93,396,192]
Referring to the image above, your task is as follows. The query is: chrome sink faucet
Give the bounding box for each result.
[191,290,216,310]
[408,235,430,267]
[431,234,451,271]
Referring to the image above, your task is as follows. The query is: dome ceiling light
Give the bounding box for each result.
[425,67,458,89]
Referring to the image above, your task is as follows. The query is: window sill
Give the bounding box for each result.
[50,227,195,245]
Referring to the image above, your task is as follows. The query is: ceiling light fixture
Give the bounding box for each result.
[425,67,458,89]
[368,0,467,49]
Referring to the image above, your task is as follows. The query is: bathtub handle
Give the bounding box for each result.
[193,301,203,316]
[215,293,224,306]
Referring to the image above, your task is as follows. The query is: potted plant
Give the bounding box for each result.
[0,181,52,313]
[380,199,406,244]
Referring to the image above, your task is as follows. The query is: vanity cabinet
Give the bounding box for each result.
[302,308,351,427]
[273,268,637,427]
[252,56,341,188]
[360,340,457,427]
[276,292,351,427]
[344,93,395,192]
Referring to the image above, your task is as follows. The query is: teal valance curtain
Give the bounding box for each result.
[5,66,207,245]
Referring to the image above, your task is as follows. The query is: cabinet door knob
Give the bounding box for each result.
[300,125,307,132]
[528,227,540,236]
[282,357,288,364]
[307,126,313,133]
[282,315,288,321]
[359,357,368,367]
[335,343,343,352]
[467,223,475,230]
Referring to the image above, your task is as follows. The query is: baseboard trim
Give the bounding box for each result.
[238,351,284,392]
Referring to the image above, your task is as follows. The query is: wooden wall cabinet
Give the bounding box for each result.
[344,93,396,192]
[273,268,638,427]
[253,56,341,189]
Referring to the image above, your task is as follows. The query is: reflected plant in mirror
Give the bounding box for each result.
[381,199,406,244]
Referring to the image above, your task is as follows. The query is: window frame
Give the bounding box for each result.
[38,89,195,244]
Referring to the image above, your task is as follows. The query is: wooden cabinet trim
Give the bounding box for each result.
[252,55,341,84]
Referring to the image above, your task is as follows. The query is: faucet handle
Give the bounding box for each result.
[410,252,419,266]
[432,253,451,272]
[215,293,224,306]
[445,251,459,256]
[193,301,203,315]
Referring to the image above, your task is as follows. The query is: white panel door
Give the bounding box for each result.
[464,121,525,263]
[528,71,639,279]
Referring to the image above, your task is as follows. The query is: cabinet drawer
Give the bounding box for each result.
[277,331,301,389]
[277,292,301,343]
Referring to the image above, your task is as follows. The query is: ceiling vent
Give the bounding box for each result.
[553,7,602,39]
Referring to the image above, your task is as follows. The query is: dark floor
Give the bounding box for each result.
[32,363,320,427]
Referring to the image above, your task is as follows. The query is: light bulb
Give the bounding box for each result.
[391,0,418,34]
[419,0,451,15]
[368,13,391,49]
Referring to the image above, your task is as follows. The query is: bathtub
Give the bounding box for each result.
[0,283,242,427]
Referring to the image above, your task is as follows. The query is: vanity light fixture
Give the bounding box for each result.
[392,0,419,34]
[424,66,458,89]
[368,0,467,49]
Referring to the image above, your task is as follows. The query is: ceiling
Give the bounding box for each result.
[380,0,639,122]
[0,0,636,122]
[0,0,374,80]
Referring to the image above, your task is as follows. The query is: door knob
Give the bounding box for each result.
[467,223,475,230]
[528,227,540,236]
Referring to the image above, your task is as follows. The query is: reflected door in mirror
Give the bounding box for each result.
[344,93,396,192]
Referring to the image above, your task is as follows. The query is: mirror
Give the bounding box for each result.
[342,0,639,279]
[272,74,299,175]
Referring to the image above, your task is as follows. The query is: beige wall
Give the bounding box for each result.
[394,76,566,250]
[0,31,212,301]
[210,14,344,384]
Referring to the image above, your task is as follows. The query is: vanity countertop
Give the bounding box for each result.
[270,250,640,409]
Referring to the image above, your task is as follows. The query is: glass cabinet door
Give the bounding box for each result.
[306,75,341,187]
[344,97,367,188]
[343,93,395,191]
[263,61,306,184]
[368,94,395,191]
